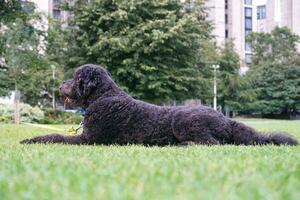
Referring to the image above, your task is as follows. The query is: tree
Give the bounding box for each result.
[45,19,68,67]
[63,0,214,104]
[0,0,68,106]
[0,0,34,96]
[2,17,41,93]
[20,61,64,107]
[245,27,300,114]
[0,0,34,57]
[255,63,300,114]
[213,40,258,115]
[0,12,64,107]
[217,41,243,112]
[0,0,30,23]
[0,68,11,96]
[247,27,300,65]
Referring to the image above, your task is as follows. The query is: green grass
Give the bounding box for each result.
[0,120,300,200]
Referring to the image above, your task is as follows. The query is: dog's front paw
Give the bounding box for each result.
[20,138,37,144]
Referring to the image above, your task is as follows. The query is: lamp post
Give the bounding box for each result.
[212,64,220,111]
[51,65,56,109]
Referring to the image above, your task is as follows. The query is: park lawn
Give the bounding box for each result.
[0,120,300,200]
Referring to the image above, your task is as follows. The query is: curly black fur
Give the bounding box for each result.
[20,64,299,146]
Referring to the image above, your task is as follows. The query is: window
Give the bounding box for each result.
[245,42,252,52]
[225,0,228,9]
[225,30,228,38]
[245,54,252,64]
[245,3,252,55]
[53,9,61,20]
[225,14,228,24]
[244,7,252,31]
[245,7,252,17]
[257,5,266,19]
[245,18,252,30]
[53,0,60,8]
[244,0,252,5]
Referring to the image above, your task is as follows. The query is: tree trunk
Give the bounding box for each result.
[14,84,21,124]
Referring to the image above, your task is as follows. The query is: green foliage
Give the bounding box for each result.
[1,16,42,90]
[0,115,10,123]
[0,0,31,23]
[0,0,35,68]
[251,63,300,113]
[64,0,214,104]
[245,27,300,114]
[218,41,245,111]
[45,19,68,67]
[0,1,32,94]
[0,10,64,107]
[42,109,83,124]
[0,69,11,96]
[20,62,64,107]
[0,120,300,199]
[247,27,300,65]
[0,104,82,124]
[0,103,44,123]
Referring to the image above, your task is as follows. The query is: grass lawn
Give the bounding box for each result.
[0,120,300,200]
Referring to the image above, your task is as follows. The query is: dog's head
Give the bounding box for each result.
[60,64,112,107]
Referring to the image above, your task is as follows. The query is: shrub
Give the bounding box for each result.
[0,103,44,123]
[42,109,83,124]
[0,115,11,123]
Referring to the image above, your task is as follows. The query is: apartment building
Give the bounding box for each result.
[206,0,300,72]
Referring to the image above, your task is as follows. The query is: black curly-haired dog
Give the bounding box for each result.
[21,64,298,146]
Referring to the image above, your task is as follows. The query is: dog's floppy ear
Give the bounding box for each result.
[76,68,101,97]
[82,78,99,97]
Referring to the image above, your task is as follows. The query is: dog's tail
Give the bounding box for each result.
[229,120,298,145]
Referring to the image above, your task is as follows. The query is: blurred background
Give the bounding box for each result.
[0,0,299,125]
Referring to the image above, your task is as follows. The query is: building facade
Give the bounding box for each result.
[48,0,70,22]
[24,0,70,22]
[206,0,300,72]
